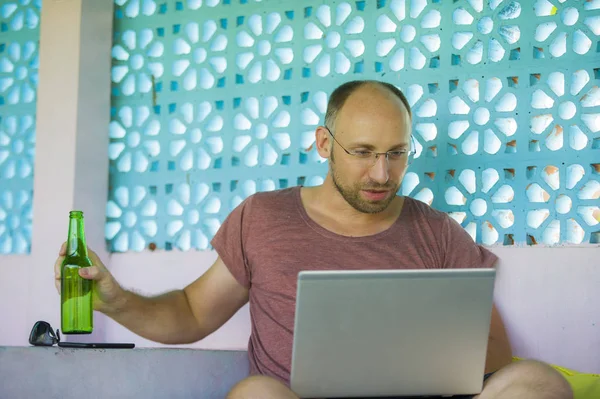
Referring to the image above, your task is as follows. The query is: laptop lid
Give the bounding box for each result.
[290,268,496,398]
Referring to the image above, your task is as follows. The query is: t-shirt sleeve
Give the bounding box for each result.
[441,215,498,269]
[210,196,254,288]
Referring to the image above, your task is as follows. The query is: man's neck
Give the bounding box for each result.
[300,178,404,237]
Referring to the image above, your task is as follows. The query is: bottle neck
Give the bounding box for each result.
[66,215,89,258]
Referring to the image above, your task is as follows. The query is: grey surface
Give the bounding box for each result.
[290,268,496,398]
[0,346,249,399]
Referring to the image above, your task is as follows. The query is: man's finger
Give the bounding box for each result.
[55,277,61,295]
[59,242,67,256]
[88,247,102,266]
[79,266,103,280]
[54,256,65,280]
[87,247,110,275]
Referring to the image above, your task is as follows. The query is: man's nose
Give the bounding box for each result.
[368,154,390,184]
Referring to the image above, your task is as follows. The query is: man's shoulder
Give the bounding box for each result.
[243,186,300,212]
[403,196,450,223]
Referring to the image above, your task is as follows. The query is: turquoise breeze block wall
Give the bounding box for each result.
[0,0,40,254]
[106,0,600,252]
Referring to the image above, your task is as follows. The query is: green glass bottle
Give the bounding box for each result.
[61,210,93,334]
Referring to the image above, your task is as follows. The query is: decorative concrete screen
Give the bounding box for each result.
[106,0,599,252]
[0,0,40,254]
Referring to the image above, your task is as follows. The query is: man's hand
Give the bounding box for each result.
[54,243,126,313]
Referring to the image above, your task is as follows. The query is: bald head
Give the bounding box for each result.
[324,80,412,131]
[323,81,413,166]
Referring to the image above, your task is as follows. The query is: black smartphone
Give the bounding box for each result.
[57,342,135,349]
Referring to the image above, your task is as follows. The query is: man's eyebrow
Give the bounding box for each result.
[347,142,410,150]
[390,142,410,150]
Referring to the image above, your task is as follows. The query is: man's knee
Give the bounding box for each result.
[227,375,299,399]
[510,359,573,396]
[481,359,573,399]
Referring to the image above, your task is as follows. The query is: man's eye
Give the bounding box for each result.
[388,151,407,158]
[352,151,372,157]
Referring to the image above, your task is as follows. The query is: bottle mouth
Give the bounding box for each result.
[69,210,84,217]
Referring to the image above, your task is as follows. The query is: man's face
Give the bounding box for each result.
[328,85,412,214]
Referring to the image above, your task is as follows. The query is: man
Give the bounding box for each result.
[54,80,573,399]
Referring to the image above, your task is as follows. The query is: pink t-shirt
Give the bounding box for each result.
[210,186,497,385]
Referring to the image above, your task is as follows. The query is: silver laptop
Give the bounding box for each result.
[290,268,496,398]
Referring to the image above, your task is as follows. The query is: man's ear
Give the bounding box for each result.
[315,126,332,159]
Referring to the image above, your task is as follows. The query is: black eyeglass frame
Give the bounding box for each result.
[324,126,417,165]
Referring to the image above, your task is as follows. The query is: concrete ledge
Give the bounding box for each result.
[0,346,249,399]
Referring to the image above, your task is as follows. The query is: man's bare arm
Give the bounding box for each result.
[105,257,249,344]
[55,244,248,345]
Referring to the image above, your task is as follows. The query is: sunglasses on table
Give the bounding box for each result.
[28,321,134,349]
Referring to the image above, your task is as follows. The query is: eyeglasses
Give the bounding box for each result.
[325,126,416,167]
